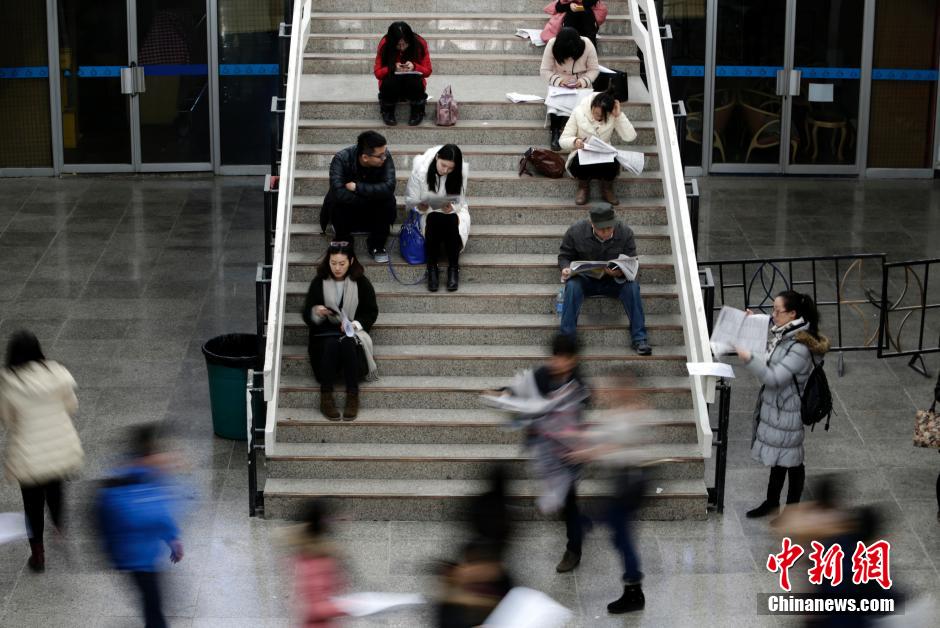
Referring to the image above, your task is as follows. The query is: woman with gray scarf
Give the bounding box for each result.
[302,241,379,420]
[735,290,829,519]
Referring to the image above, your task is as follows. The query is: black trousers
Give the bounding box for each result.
[20,480,63,540]
[563,10,599,46]
[319,336,361,394]
[568,153,620,181]
[130,571,167,628]
[424,211,461,267]
[767,463,805,505]
[329,194,397,252]
[563,483,584,554]
[378,74,426,105]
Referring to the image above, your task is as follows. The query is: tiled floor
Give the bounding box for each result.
[0,174,938,627]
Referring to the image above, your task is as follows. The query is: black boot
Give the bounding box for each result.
[548,114,563,151]
[607,583,645,614]
[748,465,786,518]
[380,103,397,126]
[408,100,426,126]
[28,540,45,573]
[446,266,459,291]
[427,265,440,292]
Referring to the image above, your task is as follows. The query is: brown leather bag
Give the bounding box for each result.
[518,147,566,179]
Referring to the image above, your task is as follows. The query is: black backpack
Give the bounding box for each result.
[793,355,834,431]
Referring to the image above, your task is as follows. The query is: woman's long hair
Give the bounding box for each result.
[380,21,425,69]
[315,240,365,281]
[777,290,820,337]
[590,91,617,123]
[425,144,464,196]
[5,330,46,371]
[552,27,586,64]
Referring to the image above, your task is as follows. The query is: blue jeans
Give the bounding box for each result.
[606,470,646,583]
[559,275,648,343]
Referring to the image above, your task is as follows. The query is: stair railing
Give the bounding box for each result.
[630,0,714,456]
[262,0,312,455]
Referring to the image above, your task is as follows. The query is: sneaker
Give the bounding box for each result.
[632,340,652,356]
[371,248,390,263]
[607,583,645,614]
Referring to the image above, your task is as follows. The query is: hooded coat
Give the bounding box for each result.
[0,361,83,485]
[746,326,830,468]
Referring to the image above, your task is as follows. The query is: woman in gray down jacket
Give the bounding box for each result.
[735,290,829,519]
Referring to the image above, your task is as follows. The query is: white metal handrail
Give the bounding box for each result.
[630,0,715,456]
[262,0,312,455]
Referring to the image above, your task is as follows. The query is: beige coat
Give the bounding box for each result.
[558,92,638,170]
[539,36,599,88]
[0,361,83,485]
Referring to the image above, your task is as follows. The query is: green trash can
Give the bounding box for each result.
[202,334,260,440]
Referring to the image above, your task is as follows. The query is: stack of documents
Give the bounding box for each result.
[506,92,544,103]
[576,135,645,174]
[514,28,546,46]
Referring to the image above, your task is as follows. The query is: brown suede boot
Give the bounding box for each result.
[28,540,45,573]
[600,179,619,205]
[575,179,590,205]
[342,393,359,420]
[320,390,340,420]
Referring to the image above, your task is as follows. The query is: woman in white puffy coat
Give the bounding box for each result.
[404,144,470,292]
[0,331,83,572]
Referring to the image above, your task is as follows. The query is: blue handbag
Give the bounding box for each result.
[398,208,426,265]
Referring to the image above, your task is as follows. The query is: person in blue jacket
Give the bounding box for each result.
[96,425,184,628]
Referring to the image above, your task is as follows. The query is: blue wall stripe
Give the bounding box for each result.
[144,63,209,76]
[796,67,860,79]
[715,65,782,78]
[0,66,49,79]
[872,68,939,81]
[671,64,705,77]
[219,63,278,76]
[672,64,939,82]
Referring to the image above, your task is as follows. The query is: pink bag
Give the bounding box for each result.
[540,1,608,43]
[435,85,458,126]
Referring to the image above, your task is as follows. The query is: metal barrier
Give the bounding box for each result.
[247,369,266,516]
[685,177,699,252]
[707,378,731,513]
[256,263,272,364]
[699,266,714,334]
[262,176,277,266]
[878,257,940,376]
[270,96,285,176]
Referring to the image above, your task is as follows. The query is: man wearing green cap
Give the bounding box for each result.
[558,205,651,355]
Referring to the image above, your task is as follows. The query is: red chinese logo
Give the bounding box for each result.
[851,540,892,590]
[807,541,844,586]
[766,537,804,591]
[767,539,892,590]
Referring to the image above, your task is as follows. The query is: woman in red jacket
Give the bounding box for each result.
[374,21,432,126]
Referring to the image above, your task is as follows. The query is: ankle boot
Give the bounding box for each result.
[380,103,397,126]
[427,265,440,292]
[607,583,644,614]
[600,179,620,205]
[342,393,359,420]
[320,390,340,420]
[746,500,780,519]
[575,179,590,205]
[28,540,45,573]
[446,266,459,291]
[408,101,426,126]
[548,114,563,151]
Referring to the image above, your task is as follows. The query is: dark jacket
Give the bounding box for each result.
[324,145,396,207]
[302,276,379,383]
[557,219,636,270]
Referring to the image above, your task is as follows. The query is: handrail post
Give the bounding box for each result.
[247,369,266,517]
[685,177,699,252]
[708,377,731,513]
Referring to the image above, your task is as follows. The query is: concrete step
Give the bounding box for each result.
[286,252,677,284]
[285,279,679,315]
[263,477,708,521]
[301,99,651,122]
[310,0,632,14]
[294,143,660,172]
[291,195,669,226]
[276,407,698,445]
[281,343,689,377]
[305,32,639,57]
[293,168,663,199]
[307,13,633,35]
[276,374,693,410]
[283,311,685,346]
[304,52,641,76]
[289,222,672,255]
[266,441,704,480]
[297,118,657,147]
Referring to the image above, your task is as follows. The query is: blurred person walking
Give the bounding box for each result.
[0,330,83,573]
[736,291,829,519]
[287,500,348,627]
[96,425,184,628]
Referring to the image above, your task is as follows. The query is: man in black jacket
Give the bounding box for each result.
[558,206,651,355]
[321,130,397,262]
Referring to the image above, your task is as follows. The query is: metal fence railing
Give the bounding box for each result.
[878,257,940,376]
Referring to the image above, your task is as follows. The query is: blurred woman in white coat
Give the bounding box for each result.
[405,144,470,292]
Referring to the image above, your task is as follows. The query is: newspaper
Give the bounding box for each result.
[709,306,770,357]
[393,70,423,76]
[506,92,544,103]
[569,254,639,282]
[514,28,546,46]
[332,592,425,617]
[544,86,593,115]
[578,135,645,174]
[484,587,573,628]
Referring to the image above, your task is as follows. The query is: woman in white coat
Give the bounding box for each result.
[559,91,637,206]
[404,144,470,292]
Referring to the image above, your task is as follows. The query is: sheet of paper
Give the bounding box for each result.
[597,64,614,74]
[686,361,736,378]
[0,513,28,545]
[394,71,423,76]
[615,149,645,174]
[341,314,355,337]
[808,83,834,102]
[484,587,573,628]
[331,592,425,617]
[577,148,615,165]
[514,28,545,46]
[506,92,543,103]
[544,86,593,114]
[584,135,618,153]
[709,306,769,356]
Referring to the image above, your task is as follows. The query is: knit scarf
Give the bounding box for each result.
[768,317,806,355]
[322,277,378,381]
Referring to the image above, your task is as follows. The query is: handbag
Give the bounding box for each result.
[398,208,426,265]
[913,400,940,448]
[518,147,566,178]
[436,85,458,126]
[340,335,369,380]
[593,69,629,102]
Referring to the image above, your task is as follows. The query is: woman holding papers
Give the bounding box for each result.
[373,22,432,126]
[540,27,599,151]
[734,291,829,520]
[302,241,379,420]
[559,91,637,205]
[405,144,470,292]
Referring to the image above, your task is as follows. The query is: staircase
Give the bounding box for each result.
[261,0,714,521]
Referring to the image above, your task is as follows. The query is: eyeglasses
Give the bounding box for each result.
[364,151,388,161]
[328,241,350,249]
[772,308,792,315]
